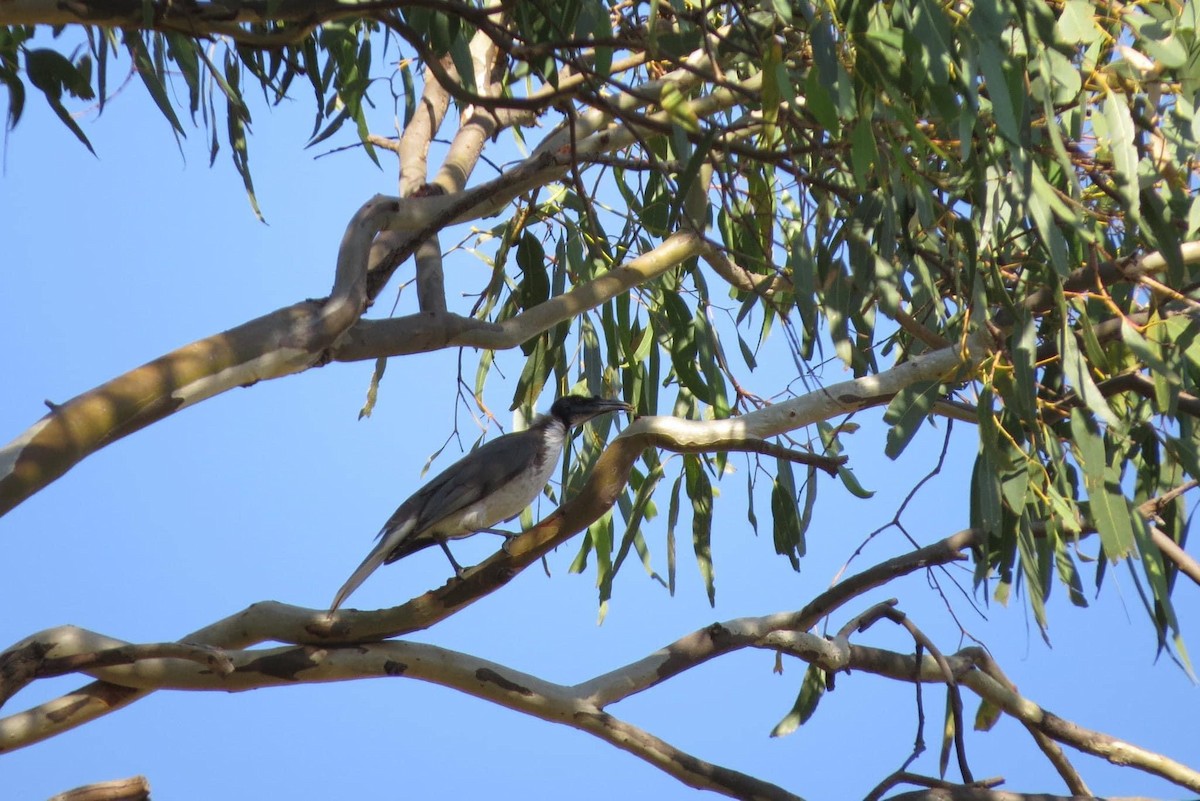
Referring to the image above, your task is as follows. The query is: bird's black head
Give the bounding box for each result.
[550,394,631,428]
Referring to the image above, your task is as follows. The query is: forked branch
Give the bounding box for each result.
[3,533,1196,797]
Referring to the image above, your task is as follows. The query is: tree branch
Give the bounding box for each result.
[335,231,706,359]
[6,629,799,800]
[576,530,980,707]
[1013,241,1200,320]
[0,194,391,518]
[0,333,988,756]
[6,563,1194,796]
[47,776,151,801]
[883,785,1143,800]
[0,49,771,518]
[431,29,505,194]
[842,645,1200,793]
[397,57,453,197]
[0,0,505,35]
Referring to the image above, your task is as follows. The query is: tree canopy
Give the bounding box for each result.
[2,0,1199,799]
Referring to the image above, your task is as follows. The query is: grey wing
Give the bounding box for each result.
[408,430,544,532]
[329,431,544,611]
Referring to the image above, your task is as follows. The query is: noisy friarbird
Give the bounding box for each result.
[330,395,630,610]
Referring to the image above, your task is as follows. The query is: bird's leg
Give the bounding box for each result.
[478,527,519,539]
[435,537,466,578]
[478,527,522,554]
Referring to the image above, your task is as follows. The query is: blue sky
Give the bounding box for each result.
[1,59,1198,800]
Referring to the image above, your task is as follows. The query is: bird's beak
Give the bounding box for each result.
[588,398,633,421]
[602,398,633,415]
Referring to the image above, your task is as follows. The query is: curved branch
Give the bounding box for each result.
[0,338,985,747]
[397,56,453,197]
[9,630,800,801]
[1013,241,1200,320]
[843,645,1200,793]
[0,51,767,518]
[615,330,988,449]
[882,786,1110,800]
[0,195,390,518]
[700,244,792,297]
[0,0,505,34]
[847,604,973,784]
[48,776,150,801]
[7,560,1194,796]
[432,30,504,194]
[334,230,706,359]
[576,530,979,707]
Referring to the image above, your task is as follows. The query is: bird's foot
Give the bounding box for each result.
[479,527,519,540]
[479,528,522,554]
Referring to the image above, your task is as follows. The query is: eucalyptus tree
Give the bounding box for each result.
[2,0,1199,799]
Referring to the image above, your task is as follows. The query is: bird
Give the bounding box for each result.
[330,394,631,611]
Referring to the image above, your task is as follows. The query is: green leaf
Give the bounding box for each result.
[770,664,826,737]
[1125,13,1189,68]
[0,63,25,128]
[591,511,614,621]
[1010,313,1039,426]
[837,466,874,499]
[799,466,817,551]
[24,48,95,153]
[516,232,550,311]
[224,63,264,221]
[1057,295,1120,428]
[125,33,186,136]
[1099,85,1140,220]
[577,0,613,76]
[448,33,476,94]
[655,30,704,59]
[1027,165,1070,275]
[1054,532,1088,607]
[939,686,955,778]
[693,305,730,417]
[770,459,803,570]
[818,422,874,498]
[666,474,682,596]
[1070,410,1134,560]
[1122,319,1178,398]
[850,116,877,189]
[165,35,201,117]
[685,455,715,606]
[977,38,1021,144]
[658,290,714,404]
[974,697,1002,732]
[25,48,93,99]
[884,381,940,459]
[1017,514,1050,637]
[746,469,759,535]
[569,529,593,574]
[913,0,955,90]
[660,83,700,133]
[1054,0,1102,44]
[803,68,839,132]
[609,462,666,591]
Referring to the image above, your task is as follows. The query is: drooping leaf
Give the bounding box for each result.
[1070,410,1134,561]
[884,381,941,459]
[684,455,715,606]
[770,664,826,737]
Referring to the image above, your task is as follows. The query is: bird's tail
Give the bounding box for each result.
[329,523,409,611]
